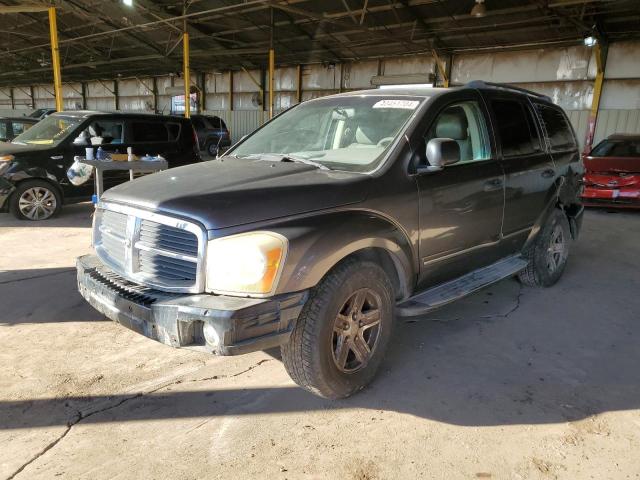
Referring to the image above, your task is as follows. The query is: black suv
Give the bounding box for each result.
[77,82,584,399]
[0,111,200,220]
[0,116,38,142]
[191,114,231,156]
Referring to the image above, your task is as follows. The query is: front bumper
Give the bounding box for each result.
[582,186,640,208]
[77,255,308,355]
[0,176,16,211]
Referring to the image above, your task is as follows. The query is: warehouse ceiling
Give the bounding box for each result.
[0,0,639,86]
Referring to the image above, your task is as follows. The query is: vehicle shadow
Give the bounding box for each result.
[3,272,639,429]
[0,202,94,229]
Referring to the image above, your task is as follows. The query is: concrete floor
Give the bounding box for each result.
[1,204,639,480]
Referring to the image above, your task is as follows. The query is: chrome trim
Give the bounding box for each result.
[93,201,207,294]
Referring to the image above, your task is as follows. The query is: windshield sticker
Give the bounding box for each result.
[373,99,420,110]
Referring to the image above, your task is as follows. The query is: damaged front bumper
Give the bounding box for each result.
[76,255,308,355]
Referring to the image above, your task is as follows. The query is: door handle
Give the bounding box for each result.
[542,168,555,178]
[50,155,64,160]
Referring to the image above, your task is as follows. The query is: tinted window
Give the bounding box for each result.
[425,101,491,163]
[167,123,181,141]
[12,122,31,136]
[74,120,124,146]
[535,105,575,150]
[591,139,640,158]
[492,100,541,156]
[132,122,169,142]
[206,116,222,129]
[0,121,7,139]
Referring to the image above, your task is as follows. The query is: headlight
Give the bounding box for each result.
[206,231,287,296]
[0,154,15,162]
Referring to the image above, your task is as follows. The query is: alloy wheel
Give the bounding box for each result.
[18,186,57,220]
[331,288,382,374]
[546,224,566,273]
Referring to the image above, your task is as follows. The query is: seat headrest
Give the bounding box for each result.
[355,120,383,145]
[435,106,468,140]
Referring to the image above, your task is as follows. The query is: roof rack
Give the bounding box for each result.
[465,80,552,102]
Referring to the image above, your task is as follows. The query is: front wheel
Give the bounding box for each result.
[518,209,571,287]
[206,140,219,157]
[10,180,62,221]
[281,259,394,399]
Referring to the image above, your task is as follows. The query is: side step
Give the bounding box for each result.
[396,255,528,317]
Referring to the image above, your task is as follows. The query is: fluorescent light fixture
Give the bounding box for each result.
[122,0,133,6]
[584,36,597,47]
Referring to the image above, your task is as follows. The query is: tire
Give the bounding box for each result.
[281,258,395,399]
[518,209,571,287]
[206,140,219,157]
[10,180,62,221]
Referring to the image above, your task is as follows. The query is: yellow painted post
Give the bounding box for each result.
[183,30,191,118]
[584,43,608,153]
[432,49,449,88]
[48,7,63,112]
[268,49,275,119]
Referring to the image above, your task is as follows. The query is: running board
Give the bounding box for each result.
[396,255,528,317]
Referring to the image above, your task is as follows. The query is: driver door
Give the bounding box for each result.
[414,93,505,289]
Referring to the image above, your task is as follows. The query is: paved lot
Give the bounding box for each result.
[1,204,639,480]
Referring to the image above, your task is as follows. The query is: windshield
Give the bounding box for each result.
[230,95,425,172]
[12,115,83,146]
[591,139,640,158]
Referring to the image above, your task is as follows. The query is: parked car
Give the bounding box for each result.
[582,134,640,208]
[0,116,38,142]
[28,108,57,120]
[0,111,201,220]
[77,82,584,399]
[191,114,231,156]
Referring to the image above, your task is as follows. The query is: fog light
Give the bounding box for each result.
[203,322,220,347]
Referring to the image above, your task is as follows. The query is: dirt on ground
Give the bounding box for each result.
[1,203,639,479]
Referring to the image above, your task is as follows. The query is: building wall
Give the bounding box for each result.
[1,41,639,146]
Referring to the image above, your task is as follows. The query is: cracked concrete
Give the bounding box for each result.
[2,204,640,479]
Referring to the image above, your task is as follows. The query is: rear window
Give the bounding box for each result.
[535,105,576,150]
[206,116,226,129]
[591,139,640,157]
[131,122,169,142]
[492,99,541,157]
[167,122,181,140]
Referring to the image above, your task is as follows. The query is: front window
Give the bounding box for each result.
[12,115,83,146]
[230,95,425,172]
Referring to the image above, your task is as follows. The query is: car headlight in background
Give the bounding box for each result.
[206,231,287,296]
[0,154,15,162]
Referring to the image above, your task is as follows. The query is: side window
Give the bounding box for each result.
[492,100,541,157]
[208,117,222,129]
[12,122,30,136]
[167,123,181,141]
[191,117,205,130]
[75,120,125,146]
[0,122,7,139]
[131,122,169,142]
[535,104,576,150]
[425,101,491,163]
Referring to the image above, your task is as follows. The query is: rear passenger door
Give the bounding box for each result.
[128,119,184,167]
[486,95,556,239]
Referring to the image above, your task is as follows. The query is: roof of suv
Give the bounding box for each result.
[52,110,188,120]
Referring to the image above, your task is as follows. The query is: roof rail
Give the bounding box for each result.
[465,80,552,102]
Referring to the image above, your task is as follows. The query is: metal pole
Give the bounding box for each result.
[48,7,63,112]
[269,7,274,119]
[584,42,608,154]
[183,17,191,118]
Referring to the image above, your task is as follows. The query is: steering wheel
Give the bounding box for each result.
[376,136,395,148]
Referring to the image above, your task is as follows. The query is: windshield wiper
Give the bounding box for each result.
[278,154,329,170]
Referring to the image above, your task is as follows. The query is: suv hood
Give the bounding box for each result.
[102,158,372,230]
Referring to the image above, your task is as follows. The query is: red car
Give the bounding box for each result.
[582,134,640,208]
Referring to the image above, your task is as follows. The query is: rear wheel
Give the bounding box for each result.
[281,259,394,399]
[206,140,219,157]
[518,209,571,287]
[10,180,61,221]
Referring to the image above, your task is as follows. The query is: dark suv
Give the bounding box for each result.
[77,82,584,399]
[191,114,231,156]
[0,111,200,220]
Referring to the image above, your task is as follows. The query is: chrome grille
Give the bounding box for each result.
[93,203,206,293]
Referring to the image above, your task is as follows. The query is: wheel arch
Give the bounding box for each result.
[270,210,416,300]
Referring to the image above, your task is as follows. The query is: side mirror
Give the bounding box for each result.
[419,138,460,173]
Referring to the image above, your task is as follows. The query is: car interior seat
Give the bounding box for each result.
[435,106,472,162]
